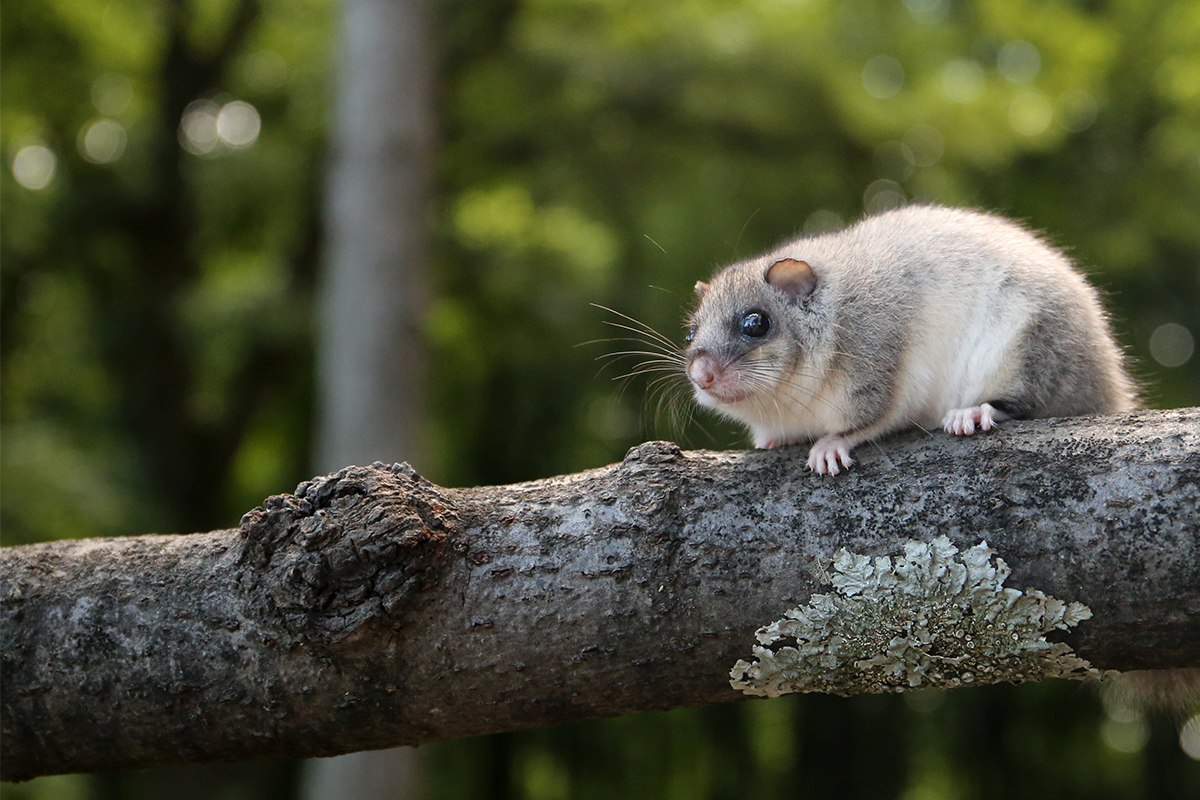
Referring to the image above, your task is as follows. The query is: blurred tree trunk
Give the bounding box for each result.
[315,0,433,470]
[304,0,435,796]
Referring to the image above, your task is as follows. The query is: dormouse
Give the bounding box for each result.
[684,205,1136,473]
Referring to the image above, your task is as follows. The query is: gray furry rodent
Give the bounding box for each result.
[684,204,1136,473]
[682,203,1198,715]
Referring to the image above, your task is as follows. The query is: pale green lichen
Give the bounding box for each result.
[730,536,1100,697]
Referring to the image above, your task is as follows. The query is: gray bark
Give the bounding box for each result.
[2,408,1198,782]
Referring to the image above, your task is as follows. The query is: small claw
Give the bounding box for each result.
[942,403,1001,436]
[807,435,855,476]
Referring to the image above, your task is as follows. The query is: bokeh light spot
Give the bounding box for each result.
[864,179,906,214]
[707,12,753,55]
[942,59,984,103]
[998,40,1041,84]
[903,688,946,713]
[1008,91,1053,136]
[11,144,57,190]
[217,101,262,148]
[1101,716,1149,753]
[1181,714,1200,760]
[803,209,844,235]
[180,99,221,155]
[79,119,127,164]
[1149,322,1194,367]
[863,55,905,99]
[903,0,949,24]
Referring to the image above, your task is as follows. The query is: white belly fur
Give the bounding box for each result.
[888,289,1033,430]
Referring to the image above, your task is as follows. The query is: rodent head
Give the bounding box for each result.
[684,256,823,410]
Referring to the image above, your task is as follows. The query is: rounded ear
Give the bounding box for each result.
[765,258,816,303]
[694,280,709,300]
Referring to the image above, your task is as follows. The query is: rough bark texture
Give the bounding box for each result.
[3,409,1198,781]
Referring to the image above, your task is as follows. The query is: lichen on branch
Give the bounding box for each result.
[730,536,1100,698]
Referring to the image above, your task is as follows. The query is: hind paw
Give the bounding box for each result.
[942,403,1007,436]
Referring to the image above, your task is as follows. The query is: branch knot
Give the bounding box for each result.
[237,465,458,644]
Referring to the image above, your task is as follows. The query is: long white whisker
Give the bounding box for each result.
[613,367,685,382]
[608,357,686,374]
[736,359,846,419]
[595,349,684,362]
[597,320,682,351]
[591,304,682,351]
[579,335,681,354]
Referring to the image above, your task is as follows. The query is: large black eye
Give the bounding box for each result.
[684,326,696,344]
[740,310,770,338]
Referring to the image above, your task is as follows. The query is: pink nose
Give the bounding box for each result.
[688,356,717,389]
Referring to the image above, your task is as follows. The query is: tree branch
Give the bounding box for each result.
[2,409,1198,781]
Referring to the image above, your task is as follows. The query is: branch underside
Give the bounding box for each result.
[2,409,1198,780]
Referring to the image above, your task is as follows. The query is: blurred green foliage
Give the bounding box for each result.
[3,0,1199,798]
[2,0,330,540]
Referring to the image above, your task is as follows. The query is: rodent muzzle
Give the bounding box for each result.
[687,352,754,404]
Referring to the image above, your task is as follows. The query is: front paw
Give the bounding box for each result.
[807,434,855,475]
